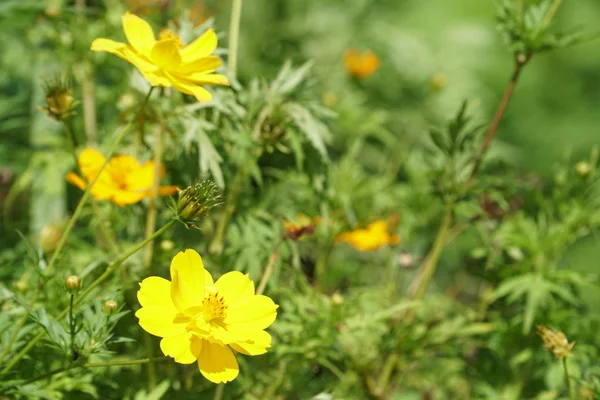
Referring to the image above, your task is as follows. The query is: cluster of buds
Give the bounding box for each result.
[537,324,575,359]
[40,75,77,121]
[175,181,223,227]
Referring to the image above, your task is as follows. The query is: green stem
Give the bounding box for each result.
[407,204,454,302]
[209,149,262,255]
[228,0,243,79]
[0,291,40,366]
[213,383,225,400]
[256,238,284,295]
[69,294,76,361]
[563,358,575,400]
[0,219,175,375]
[315,239,334,288]
[143,128,163,271]
[45,86,154,277]
[22,356,167,385]
[376,352,398,395]
[542,0,564,27]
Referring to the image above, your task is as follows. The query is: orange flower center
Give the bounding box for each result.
[202,291,227,321]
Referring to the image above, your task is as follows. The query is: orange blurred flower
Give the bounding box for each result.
[283,213,319,240]
[343,49,380,79]
[337,219,400,251]
[66,148,178,206]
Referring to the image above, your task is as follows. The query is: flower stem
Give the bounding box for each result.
[542,0,564,27]
[0,219,175,375]
[468,56,529,182]
[228,0,243,79]
[257,239,283,295]
[563,358,575,400]
[22,356,167,385]
[213,383,225,400]
[143,128,163,271]
[376,352,398,395]
[69,294,76,361]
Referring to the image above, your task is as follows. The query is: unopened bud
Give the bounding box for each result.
[176,181,222,226]
[537,324,574,359]
[65,275,82,294]
[14,280,28,293]
[39,224,62,253]
[102,300,119,316]
[160,240,175,251]
[331,292,344,306]
[575,161,590,178]
[40,76,77,121]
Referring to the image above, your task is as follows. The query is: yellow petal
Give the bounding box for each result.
[158,185,179,196]
[66,172,88,191]
[143,70,172,87]
[135,306,187,338]
[177,56,221,75]
[197,341,239,383]
[112,189,147,206]
[150,39,182,69]
[168,76,213,102]
[170,249,206,312]
[137,277,177,310]
[160,332,197,364]
[225,295,278,330]
[122,12,156,54]
[215,271,255,307]
[185,72,230,86]
[78,148,106,181]
[229,330,272,356]
[91,38,128,54]
[180,29,217,63]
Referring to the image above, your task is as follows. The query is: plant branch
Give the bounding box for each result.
[228,0,243,79]
[563,358,575,400]
[257,238,284,295]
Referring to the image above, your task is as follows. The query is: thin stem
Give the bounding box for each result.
[376,352,398,395]
[542,0,564,27]
[256,239,284,295]
[209,149,262,255]
[45,86,155,277]
[262,361,288,400]
[0,291,40,365]
[563,358,575,400]
[0,218,175,375]
[468,57,529,182]
[407,204,454,302]
[143,128,163,271]
[228,0,243,79]
[315,239,334,288]
[69,294,76,361]
[22,356,168,385]
[213,383,225,400]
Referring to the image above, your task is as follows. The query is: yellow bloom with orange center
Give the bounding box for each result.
[337,220,400,252]
[343,49,380,79]
[66,148,178,206]
[136,249,278,383]
[91,12,229,102]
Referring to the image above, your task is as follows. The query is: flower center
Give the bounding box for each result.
[202,291,227,321]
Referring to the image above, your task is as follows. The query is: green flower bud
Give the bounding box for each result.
[575,161,590,178]
[39,224,62,254]
[40,76,77,121]
[175,181,223,226]
[102,300,119,316]
[65,275,82,294]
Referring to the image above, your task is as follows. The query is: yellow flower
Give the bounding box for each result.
[136,249,278,383]
[537,324,575,359]
[337,220,401,252]
[91,12,229,102]
[66,148,178,206]
[343,49,380,79]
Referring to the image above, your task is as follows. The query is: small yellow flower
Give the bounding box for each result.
[91,12,229,102]
[343,49,380,79]
[337,220,401,252]
[136,249,278,383]
[66,148,178,207]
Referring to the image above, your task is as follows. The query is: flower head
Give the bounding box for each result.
[91,12,229,102]
[343,49,380,79]
[40,75,77,121]
[337,219,400,252]
[66,148,178,206]
[175,181,222,225]
[283,213,318,240]
[136,249,278,383]
[537,324,575,359]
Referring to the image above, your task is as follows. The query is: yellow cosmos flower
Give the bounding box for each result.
[337,220,401,252]
[343,49,380,79]
[136,249,278,383]
[91,12,229,102]
[66,148,178,206]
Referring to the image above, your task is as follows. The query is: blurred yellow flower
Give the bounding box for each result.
[136,249,278,383]
[283,213,318,240]
[66,148,178,206]
[343,49,380,79]
[91,12,229,102]
[337,220,400,251]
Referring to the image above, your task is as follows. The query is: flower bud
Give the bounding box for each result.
[331,292,344,306]
[160,240,175,251]
[39,224,62,254]
[575,161,590,178]
[14,280,28,293]
[537,324,574,359]
[102,300,119,316]
[40,76,77,121]
[176,181,223,226]
[65,275,82,294]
